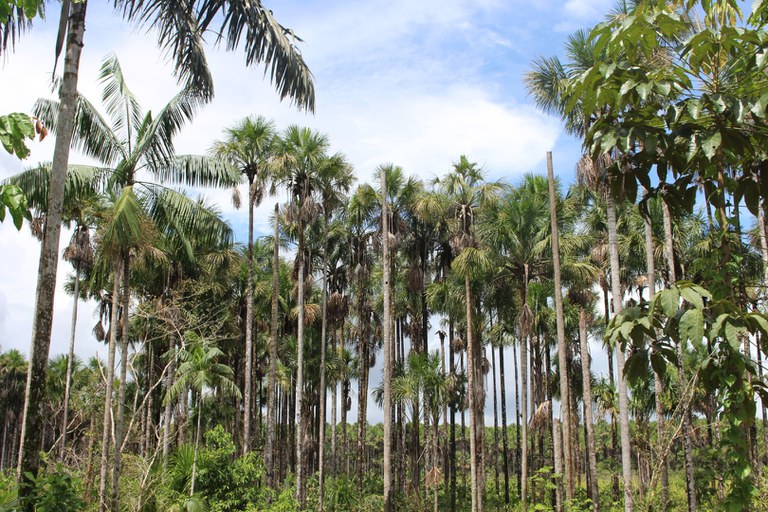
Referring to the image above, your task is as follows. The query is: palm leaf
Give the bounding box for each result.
[152,155,241,188]
[100,185,146,255]
[33,94,125,164]
[98,53,144,145]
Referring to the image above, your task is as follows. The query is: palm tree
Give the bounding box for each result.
[316,155,353,509]
[211,115,277,455]
[34,54,235,512]
[165,338,242,496]
[526,30,635,512]
[273,125,330,506]
[13,4,314,502]
[418,156,499,512]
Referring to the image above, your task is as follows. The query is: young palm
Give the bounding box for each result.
[165,338,242,496]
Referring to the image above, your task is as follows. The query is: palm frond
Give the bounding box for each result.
[99,53,144,144]
[152,155,241,188]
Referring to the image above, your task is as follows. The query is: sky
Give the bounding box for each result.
[0,0,618,424]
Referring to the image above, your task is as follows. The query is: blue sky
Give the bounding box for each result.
[0,0,618,422]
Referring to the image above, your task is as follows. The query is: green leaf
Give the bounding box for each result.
[657,288,680,317]
[679,308,704,343]
[680,285,705,310]
[701,132,722,161]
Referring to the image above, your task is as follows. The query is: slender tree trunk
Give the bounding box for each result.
[553,418,563,512]
[243,176,256,455]
[492,340,500,498]
[547,153,574,502]
[266,204,280,485]
[331,326,338,478]
[162,334,176,461]
[295,225,307,507]
[17,4,88,509]
[60,258,81,459]
[579,308,599,511]
[318,210,330,511]
[99,268,120,512]
[520,333,529,512]
[661,198,696,512]
[190,396,203,496]
[111,256,130,511]
[381,173,394,511]
[643,188,668,511]
[606,194,633,512]
[465,272,482,512]
[449,321,457,512]
[513,337,521,499]
[499,342,510,505]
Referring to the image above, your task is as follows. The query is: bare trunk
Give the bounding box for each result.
[661,198,696,512]
[520,333,529,512]
[162,334,176,461]
[111,256,130,511]
[243,177,256,454]
[381,171,394,511]
[579,308,599,511]
[498,343,510,504]
[190,396,203,496]
[547,153,574,501]
[98,267,120,512]
[60,258,81,459]
[295,227,306,506]
[606,194,633,512]
[552,418,563,511]
[17,4,88,509]
[265,204,280,485]
[465,272,482,512]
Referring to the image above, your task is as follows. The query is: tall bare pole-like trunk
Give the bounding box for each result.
[243,176,256,455]
[661,198,696,512]
[266,204,280,485]
[111,256,130,511]
[17,4,88,509]
[465,271,481,512]
[552,418,563,511]
[579,308,599,511]
[547,152,574,502]
[606,193,633,512]
[59,258,81,459]
[498,342,510,505]
[520,332,529,512]
[381,168,394,511]
[99,267,120,512]
[295,222,307,506]
[318,209,330,511]
[162,333,176,462]
[643,189,668,511]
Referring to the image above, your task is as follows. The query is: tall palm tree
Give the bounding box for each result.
[526,30,635,512]
[35,54,235,512]
[273,125,330,506]
[316,154,353,509]
[211,115,277,455]
[13,5,314,502]
[418,156,499,512]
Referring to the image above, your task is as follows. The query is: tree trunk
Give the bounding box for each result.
[520,333,529,512]
[16,4,88,509]
[60,257,81,459]
[513,336,521,499]
[162,334,176,461]
[190,396,203,496]
[449,320,457,512]
[295,225,307,506]
[111,256,130,511]
[381,171,394,511]
[465,272,482,512]
[98,267,120,512]
[499,342,510,505]
[266,203,280,485]
[547,153,574,501]
[606,193,633,512]
[661,198,696,512]
[492,340,500,499]
[317,209,329,511]
[243,176,256,455]
[579,308,599,511]
[643,188,668,511]
[553,418,563,512]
